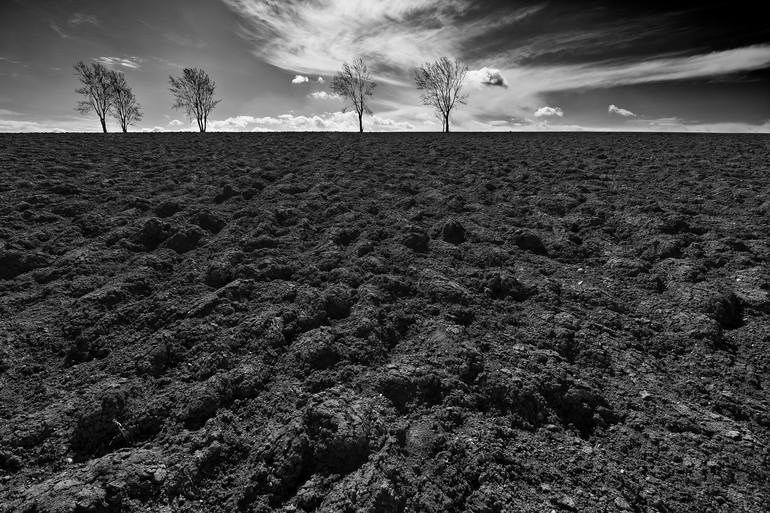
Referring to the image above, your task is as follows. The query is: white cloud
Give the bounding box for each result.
[534,106,563,118]
[317,76,325,83]
[0,119,63,132]
[222,0,541,75]
[49,22,70,39]
[0,117,95,132]
[168,119,184,127]
[608,104,636,117]
[309,91,340,100]
[507,45,770,95]
[467,67,508,88]
[68,13,99,27]
[291,75,309,84]
[94,57,141,69]
[207,111,415,132]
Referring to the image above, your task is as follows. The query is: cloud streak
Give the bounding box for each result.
[94,57,142,69]
[221,0,540,75]
[608,104,636,117]
[516,45,770,93]
[68,13,100,27]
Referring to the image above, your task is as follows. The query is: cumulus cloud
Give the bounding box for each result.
[309,91,340,100]
[94,57,141,69]
[207,111,415,132]
[291,75,309,84]
[608,104,636,117]
[168,119,184,127]
[534,106,563,118]
[68,13,99,27]
[317,77,325,83]
[467,67,508,88]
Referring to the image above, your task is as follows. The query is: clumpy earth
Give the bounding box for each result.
[0,133,768,512]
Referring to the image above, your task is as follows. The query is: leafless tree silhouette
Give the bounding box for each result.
[74,61,115,133]
[331,58,376,133]
[169,68,221,132]
[110,72,142,133]
[413,57,469,133]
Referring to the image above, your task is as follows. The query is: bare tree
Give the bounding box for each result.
[169,68,221,132]
[74,61,115,133]
[413,57,469,133]
[331,58,376,133]
[110,72,142,133]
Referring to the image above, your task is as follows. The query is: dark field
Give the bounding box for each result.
[1,133,769,512]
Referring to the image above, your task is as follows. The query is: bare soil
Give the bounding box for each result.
[1,133,768,512]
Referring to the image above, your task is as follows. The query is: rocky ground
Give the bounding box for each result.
[0,132,768,513]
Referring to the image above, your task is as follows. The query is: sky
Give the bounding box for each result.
[1,0,769,132]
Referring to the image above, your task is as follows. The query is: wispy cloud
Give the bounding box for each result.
[0,117,89,133]
[221,0,540,75]
[94,57,142,69]
[291,75,309,84]
[608,104,636,117]
[68,13,100,27]
[534,106,563,117]
[513,45,770,94]
[49,22,70,39]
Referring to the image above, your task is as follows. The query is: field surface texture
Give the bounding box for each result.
[0,133,769,513]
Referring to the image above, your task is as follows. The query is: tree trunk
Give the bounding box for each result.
[121,124,127,133]
[358,112,363,133]
[445,115,450,133]
[100,117,107,133]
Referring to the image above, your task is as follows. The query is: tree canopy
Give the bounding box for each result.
[331,58,376,133]
[110,72,142,133]
[413,57,469,133]
[169,68,221,133]
[74,61,115,133]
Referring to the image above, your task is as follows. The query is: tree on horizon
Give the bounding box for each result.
[74,61,115,133]
[110,72,142,133]
[169,68,221,133]
[331,57,376,133]
[413,57,469,133]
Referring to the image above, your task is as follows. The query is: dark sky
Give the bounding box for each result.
[1,0,768,132]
